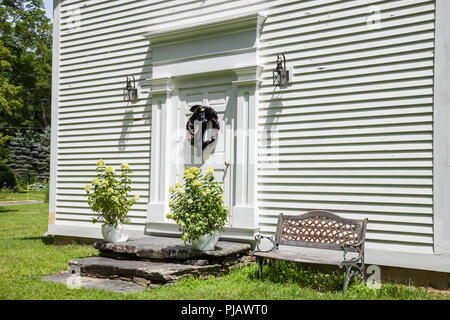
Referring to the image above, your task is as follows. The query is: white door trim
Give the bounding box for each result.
[146,67,261,241]
[144,12,265,242]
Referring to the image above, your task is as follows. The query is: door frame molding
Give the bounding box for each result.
[146,66,262,242]
[144,13,265,242]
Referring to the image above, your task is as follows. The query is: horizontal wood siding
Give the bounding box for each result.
[257,0,435,254]
[56,0,435,253]
[56,0,154,230]
[55,0,274,232]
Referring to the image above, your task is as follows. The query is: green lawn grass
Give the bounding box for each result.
[0,190,46,202]
[0,198,448,300]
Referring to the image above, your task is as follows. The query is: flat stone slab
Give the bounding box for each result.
[94,235,251,261]
[42,272,145,293]
[69,256,223,283]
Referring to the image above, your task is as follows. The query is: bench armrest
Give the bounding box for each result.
[339,241,364,267]
[342,241,363,250]
[252,234,278,255]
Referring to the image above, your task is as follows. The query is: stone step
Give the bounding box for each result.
[42,272,146,293]
[69,256,226,286]
[93,235,252,262]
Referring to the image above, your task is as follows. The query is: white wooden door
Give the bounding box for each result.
[179,84,234,213]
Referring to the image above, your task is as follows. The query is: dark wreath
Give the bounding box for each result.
[186,105,220,150]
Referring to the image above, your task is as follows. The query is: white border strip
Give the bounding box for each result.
[433,0,450,255]
[48,0,61,228]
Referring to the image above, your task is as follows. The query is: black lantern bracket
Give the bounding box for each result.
[272,53,291,87]
[123,75,138,103]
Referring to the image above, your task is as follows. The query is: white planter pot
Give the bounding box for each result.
[191,231,220,251]
[101,223,128,243]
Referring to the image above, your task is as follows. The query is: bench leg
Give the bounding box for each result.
[257,257,263,279]
[343,266,351,292]
[342,264,365,292]
[361,262,366,282]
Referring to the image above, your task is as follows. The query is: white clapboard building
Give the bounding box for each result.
[48,0,450,283]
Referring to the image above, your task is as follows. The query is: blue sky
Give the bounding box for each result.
[44,0,53,22]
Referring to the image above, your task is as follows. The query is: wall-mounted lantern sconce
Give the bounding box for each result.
[272,53,289,87]
[123,75,138,102]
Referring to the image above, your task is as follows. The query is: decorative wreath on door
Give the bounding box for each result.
[186,105,220,150]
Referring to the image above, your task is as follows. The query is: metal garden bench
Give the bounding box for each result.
[252,210,368,292]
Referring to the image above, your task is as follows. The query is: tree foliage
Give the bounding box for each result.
[0,161,17,188]
[0,132,11,161]
[0,0,52,133]
[0,0,52,185]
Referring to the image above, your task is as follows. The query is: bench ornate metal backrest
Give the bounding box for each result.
[254,210,368,291]
[275,211,368,253]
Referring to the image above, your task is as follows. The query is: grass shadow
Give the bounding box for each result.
[0,208,17,213]
[249,260,361,293]
[12,236,54,246]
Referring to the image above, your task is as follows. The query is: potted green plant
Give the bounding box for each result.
[166,166,230,251]
[84,159,139,243]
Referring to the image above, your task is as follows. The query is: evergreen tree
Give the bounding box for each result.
[9,130,35,183]
[35,126,50,180]
[9,128,49,184]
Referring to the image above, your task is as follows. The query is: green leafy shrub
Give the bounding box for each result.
[28,181,48,191]
[84,159,139,227]
[166,166,230,242]
[0,163,17,189]
[14,176,29,193]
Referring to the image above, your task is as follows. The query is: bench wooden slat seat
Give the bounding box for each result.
[252,210,368,292]
[253,250,342,267]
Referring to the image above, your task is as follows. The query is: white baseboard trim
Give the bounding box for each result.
[144,222,258,243]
